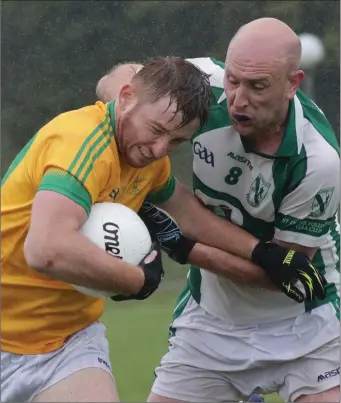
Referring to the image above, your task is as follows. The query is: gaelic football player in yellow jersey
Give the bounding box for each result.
[1,57,214,402]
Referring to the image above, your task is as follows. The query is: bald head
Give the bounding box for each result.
[227,18,302,73]
[224,18,305,139]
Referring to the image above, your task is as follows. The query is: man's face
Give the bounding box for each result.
[116,87,199,167]
[224,50,294,137]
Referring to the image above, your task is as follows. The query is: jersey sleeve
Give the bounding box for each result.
[36,116,114,215]
[274,151,340,248]
[146,156,175,204]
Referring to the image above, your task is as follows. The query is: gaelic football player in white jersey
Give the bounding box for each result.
[96,18,339,403]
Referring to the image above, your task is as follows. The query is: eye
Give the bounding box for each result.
[171,138,185,145]
[151,126,164,135]
[252,83,267,91]
[227,76,239,86]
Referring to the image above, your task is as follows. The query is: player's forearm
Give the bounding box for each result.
[188,243,277,290]
[159,183,258,260]
[24,230,144,295]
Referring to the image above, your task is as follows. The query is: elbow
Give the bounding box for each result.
[24,235,56,274]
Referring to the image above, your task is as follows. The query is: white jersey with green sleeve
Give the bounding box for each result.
[184,57,340,324]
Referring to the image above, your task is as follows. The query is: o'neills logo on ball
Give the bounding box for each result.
[103,222,123,259]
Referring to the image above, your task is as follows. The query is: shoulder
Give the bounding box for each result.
[297,90,339,158]
[186,57,226,103]
[297,92,339,178]
[35,102,113,152]
[43,102,108,136]
[187,58,231,139]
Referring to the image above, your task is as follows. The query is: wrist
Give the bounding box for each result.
[120,264,145,295]
[168,235,197,265]
[187,242,202,265]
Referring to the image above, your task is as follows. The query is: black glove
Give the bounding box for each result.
[251,241,327,303]
[138,201,196,264]
[111,241,164,302]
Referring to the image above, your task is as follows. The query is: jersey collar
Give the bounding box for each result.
[275,95,304,157]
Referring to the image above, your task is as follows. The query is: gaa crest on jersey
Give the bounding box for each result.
[246,174,271,207]
[309,187,334,218]
[193,140,215,167]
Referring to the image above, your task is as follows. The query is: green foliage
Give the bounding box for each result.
[1,0,339,176]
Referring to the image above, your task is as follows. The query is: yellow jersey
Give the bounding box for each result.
[1,101,175,354]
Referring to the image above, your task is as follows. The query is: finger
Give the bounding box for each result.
[280,282,305,303]
[298,271,325,301]
[139,242,159,266]
[306,260,327,287]
[143,249,158,264]
[297,270,315,301]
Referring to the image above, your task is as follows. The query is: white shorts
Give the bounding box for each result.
[1,321,114,402]
[152,294,340,402]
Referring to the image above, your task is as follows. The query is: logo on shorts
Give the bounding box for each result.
[98,357,111,370]
[317,366,340,382]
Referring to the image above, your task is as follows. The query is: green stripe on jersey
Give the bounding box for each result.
[193,173,274,240]
[146,175,176,204]
[68,120,107,175]
[188,266,202,304]
[75,130,110,183]
[297,90,340,156]
[80,137,111,184]
[1,134,38,187]
[305,217,340,317]
[275,213,334,237]
[38,169,92,214]
[192,99,231,141]
[191,57,231,141]
[168,282,192,340]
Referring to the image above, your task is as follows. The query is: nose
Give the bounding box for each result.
[150,137,169,159]
[233,85,249,109]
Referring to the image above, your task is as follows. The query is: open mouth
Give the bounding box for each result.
[138,146,153,160]
[233,114,251,122]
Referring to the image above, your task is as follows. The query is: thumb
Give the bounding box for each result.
[139,242,159,266]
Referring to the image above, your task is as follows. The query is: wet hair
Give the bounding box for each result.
[132,56,213,128]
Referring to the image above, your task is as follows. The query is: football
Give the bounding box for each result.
[72,202,152,298]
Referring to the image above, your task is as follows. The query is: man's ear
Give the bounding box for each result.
[287,69,305,100]
[117,83,138,114]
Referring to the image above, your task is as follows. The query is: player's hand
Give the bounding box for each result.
[138,201,196,264]
[111,242,164,301]
[251,241,327,303]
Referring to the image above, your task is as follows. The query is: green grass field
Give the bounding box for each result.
[101,260,282,402]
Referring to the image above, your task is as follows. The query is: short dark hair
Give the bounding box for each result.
[132,56,212,128]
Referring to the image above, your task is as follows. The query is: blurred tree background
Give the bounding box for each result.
[1,0,340,185]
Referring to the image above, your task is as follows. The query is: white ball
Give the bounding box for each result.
[72,202,152,298]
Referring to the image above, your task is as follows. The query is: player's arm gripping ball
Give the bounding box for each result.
[111,242,164,301]
[251,241,327,303]
[138,201,196,265]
